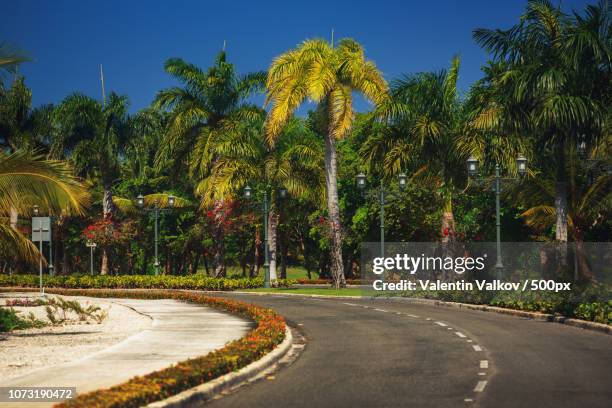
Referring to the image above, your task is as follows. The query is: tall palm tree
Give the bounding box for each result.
[365,56,467,241]
[0,149,88,266]
[197,111,324,278]
[472,0,611,242]
[52,92,131,274]
[154,50,266,275]
[265,38,388,287]
[517,153,611,281]
[154,51,266,176]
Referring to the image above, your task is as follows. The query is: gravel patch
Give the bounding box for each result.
[0,292,152,381]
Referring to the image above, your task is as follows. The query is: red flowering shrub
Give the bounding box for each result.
[82,218,135,247]
[47,289,286,408]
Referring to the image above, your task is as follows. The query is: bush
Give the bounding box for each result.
[0,274,295,291]
[0,307,46,332]
[393,286,611,325]
[25,289,287,408]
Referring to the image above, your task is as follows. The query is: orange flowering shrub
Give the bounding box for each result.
[43,289,286,408]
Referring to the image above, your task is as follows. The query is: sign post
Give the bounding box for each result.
[31,216,51,295]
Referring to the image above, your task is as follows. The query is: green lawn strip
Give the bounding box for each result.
[243,287,364,296]
[2,288,287,408]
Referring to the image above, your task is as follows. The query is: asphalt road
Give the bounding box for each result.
[206,294,611,408]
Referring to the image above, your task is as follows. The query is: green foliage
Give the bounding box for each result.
[0,307,45,332]
[0,274,294,290]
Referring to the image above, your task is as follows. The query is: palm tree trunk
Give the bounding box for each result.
[9,207,18,230]
[100,183,115,275]
[554,141,568,271]
[324,131,346,288]
[268,209,278,280]
[440,192,455,243]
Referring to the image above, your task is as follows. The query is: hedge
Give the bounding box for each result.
[6,289,287,408]
[0,274,294,291]
[386,287,612,325]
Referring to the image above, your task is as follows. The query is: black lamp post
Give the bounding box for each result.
[467,155,528,279]
[137,194,175,275]
[357,172,407,257]
[244,185,287,288]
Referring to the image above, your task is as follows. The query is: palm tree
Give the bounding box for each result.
[154,50,266,275]
[52,92,131,274]
[0,149,88,266]
[472,0,611,242]
[517,153,611,281]
[0,76,54,152]
[265,38,388,287]
[197,111,324,279]
[154,51,266,176]
[365,56,466,241]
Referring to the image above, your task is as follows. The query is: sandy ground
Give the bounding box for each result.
[0,292,152,381]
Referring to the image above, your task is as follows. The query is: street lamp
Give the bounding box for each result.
[86,240,97,275]
[137,194,175,275]
[356,172,407,257]
[467,155,528,279]
[244,185,287,288]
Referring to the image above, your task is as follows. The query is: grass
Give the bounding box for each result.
[244,287,364,296]
[201,265,316,281]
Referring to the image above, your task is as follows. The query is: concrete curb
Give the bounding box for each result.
[146,325,294,408]
[230,291,611,336]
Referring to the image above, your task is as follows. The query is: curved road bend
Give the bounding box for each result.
[205,294,611,408]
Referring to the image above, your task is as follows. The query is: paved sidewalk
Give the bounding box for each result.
[1,298,253,407]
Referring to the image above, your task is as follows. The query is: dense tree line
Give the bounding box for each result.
[0,0,609,286]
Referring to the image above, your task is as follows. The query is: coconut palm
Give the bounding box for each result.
[197,111,324,278]
[154,51,266,176]
[0,149,88,266]
[52,92,131,274]
[364,56,467,241]
[265,38,388,287]
[472,0,611,242]
[0,76,54,152]
[154,51,265,275]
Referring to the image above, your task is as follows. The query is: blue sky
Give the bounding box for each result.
[3,0,592,112]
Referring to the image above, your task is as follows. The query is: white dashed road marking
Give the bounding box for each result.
[374,308,387,312]
[479,372,486,376]
[472,345,483,351]
[455,332,467,338]
[474,381,487,392]
[435,321,448,327]
[480,360,489,369]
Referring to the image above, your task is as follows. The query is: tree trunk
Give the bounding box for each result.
[9,207,18,230]
[101,184,115,275]
[324,131,346,288]
[440,192,455,243]
[203,252,210,275]
[554,141,568,271]
[299,235,312,279]
[268,209,278,281]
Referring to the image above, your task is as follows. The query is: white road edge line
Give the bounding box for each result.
[480,360,489,369]
[474,380,487,392]
[455,332,467,338]
[472,345,483,351]
[435,321,447,327]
